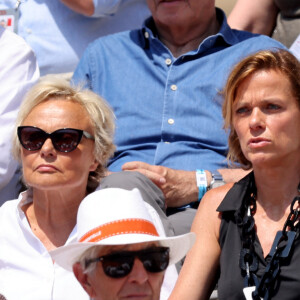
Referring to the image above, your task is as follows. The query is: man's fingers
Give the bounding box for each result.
[124,169,166,185]
[122,161,150,170]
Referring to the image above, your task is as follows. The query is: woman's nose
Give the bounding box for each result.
[40,138,57,157]
[249,108,265,130]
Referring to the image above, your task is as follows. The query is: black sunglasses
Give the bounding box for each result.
[85,247,170,278]
[17,126,94,153]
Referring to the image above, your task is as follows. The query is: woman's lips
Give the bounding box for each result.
[248,137,271,148]
[35,164,58,172]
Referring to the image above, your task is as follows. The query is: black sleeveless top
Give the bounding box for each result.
[216,172,300,299]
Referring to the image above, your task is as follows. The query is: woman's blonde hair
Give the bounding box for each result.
[13,76,116,193]
[223,49,300,169]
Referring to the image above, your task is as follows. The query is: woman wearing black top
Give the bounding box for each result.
[170,49,300,300]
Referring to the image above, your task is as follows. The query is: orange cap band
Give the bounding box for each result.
[79,218,159,243]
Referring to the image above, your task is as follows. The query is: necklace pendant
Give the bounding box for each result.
[269,231,296,258]
[243,286,262,300]
[240,248,258,271]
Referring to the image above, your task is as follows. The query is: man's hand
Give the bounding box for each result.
[122,161,198,208]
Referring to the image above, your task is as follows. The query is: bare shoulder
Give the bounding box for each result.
[191,183,234,236]
[172,184,235,299]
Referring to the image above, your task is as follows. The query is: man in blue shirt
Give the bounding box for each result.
[73,0,285,236]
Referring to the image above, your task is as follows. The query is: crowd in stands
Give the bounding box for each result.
[0,0,299,299]
[0,0,150,75]
[0,0,149,203]
[72,0,283,238]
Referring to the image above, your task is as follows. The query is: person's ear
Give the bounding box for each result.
[89,159,99,172]
[73,262,95,297]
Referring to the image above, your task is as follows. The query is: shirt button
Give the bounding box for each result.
[165,58,172,65]
[144,31,149,39]
[164,141,170,144]
[168,118,174,125]
[170,84,177,91]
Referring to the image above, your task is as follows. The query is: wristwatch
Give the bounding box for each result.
[208,171,225,190]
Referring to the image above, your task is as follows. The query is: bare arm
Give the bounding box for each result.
[122,161,250,207]
[60,0,94,16]
[169,185,232,299]
[228,0,279,36]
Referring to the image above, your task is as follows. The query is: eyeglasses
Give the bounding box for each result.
[17,126,94,153]
[85,247,170,278]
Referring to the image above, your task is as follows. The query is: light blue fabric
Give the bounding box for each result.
[73,9,286,173]
[92,0,121,17]
[0,0,150,75]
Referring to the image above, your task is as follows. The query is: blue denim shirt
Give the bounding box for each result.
[73,9,285,172]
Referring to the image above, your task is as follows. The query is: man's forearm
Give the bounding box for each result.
[168,168,250,207]
[60,0,94,16]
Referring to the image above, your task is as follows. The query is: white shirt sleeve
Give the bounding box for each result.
[0,27,39,191]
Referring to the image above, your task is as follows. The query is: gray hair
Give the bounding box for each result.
[77,245,105,274]
[12,76,116,193]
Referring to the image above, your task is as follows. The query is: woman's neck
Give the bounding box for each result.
[253,165,300,213]
[23,187,86,250]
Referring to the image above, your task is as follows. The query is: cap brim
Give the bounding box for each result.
[50,232,195,271]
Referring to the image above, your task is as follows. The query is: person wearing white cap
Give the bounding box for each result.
[51,188,195,300]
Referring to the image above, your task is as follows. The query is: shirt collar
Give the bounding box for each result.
[214,7,240,46]
[17,188,33,212]
[141,17,157,49]
[16,188,78,245]
[140,8,240,50]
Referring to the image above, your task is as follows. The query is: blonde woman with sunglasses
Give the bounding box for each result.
[0,76,178,300]
[0,76,115,300]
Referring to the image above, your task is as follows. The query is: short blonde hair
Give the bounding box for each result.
[13,76,116,193]
[223,49,300,169]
